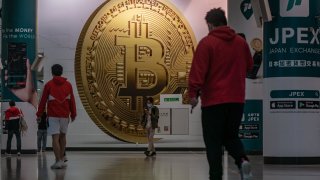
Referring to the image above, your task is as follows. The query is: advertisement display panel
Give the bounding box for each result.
[228,0,263,153]
[263,0,320,161]
[1,0,37,105]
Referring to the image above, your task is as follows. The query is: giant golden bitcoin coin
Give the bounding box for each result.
[75,0,196,143]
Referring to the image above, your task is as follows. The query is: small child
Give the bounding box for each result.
[37,112,47,152]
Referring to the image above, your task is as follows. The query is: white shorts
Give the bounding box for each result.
[47,117,70,135]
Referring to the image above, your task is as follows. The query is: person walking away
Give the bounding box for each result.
[5,101,23,156]
[141,97,159,157]
[36,64,77,169]
[188,8,254,180]
[37,111,48,153]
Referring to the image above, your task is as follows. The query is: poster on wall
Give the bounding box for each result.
[228,0,263,153]
[239,100,262,152]
[1,0,37,108]
[74,0,197,143]
[1,0,38,152]
[263,0,320,157]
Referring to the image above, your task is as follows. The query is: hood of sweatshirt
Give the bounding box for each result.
[208,26,236,41]
[52,76,67,85]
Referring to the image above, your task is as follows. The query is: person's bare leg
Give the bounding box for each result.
[52,134,61,161]
[149,129,155,152]
[146,128,156,156]
[147,128,152,151]
[59,133,66,160]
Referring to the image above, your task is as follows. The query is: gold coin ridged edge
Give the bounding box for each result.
[74,0,129,142]
[75,1,149,143]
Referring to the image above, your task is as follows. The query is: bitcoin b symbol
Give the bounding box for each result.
[116,20,167,110]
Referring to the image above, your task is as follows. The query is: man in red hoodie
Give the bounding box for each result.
[188,8,253,180]
[37,64,76,169]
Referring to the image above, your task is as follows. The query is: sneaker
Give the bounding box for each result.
[144,150,150,156]
[240,160,253,180]
[63,156,68,162]
[17,152,21,156]
[147,151,154,157]
[61,161,68,168]
[51,160,64,169]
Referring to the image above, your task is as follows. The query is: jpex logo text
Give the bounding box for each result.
[280,0,309,17]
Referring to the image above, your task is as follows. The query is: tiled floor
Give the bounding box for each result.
[1,151,320,180]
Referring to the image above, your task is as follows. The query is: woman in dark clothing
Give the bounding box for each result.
[141,97,159,157]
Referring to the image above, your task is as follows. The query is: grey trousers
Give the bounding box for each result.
[37,130,47,151]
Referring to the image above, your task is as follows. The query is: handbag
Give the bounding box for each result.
[19,109,28,133]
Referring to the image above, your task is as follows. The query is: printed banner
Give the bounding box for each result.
[264,0,320,77]
[263,0,320,157]
[228,0,264,153]
[240,100,263,152]
[1,0,37,106]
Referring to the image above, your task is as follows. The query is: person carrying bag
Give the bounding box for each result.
[5,101,23,156]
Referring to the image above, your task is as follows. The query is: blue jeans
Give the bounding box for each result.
[6,130,21,153]
[37,130,47,151]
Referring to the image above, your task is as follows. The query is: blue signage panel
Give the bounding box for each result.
[240,100,263,153]
[264,0,320,78]
[1,0,37,103]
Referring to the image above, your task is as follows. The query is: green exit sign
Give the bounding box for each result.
[164,98,179,102]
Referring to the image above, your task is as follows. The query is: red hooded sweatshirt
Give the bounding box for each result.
[5,106,23,130]
[5,106,22,120]
[188,26,253,107]
[36,76,77,119]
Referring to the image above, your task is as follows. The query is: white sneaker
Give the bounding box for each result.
[241,160,253,180]
[17,152,21,156]
[63,156,68,162]
[61,161,68,168]
[51,160,64,169]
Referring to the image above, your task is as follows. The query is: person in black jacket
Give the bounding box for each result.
[141,97,159,157]
[37,112,48,152]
